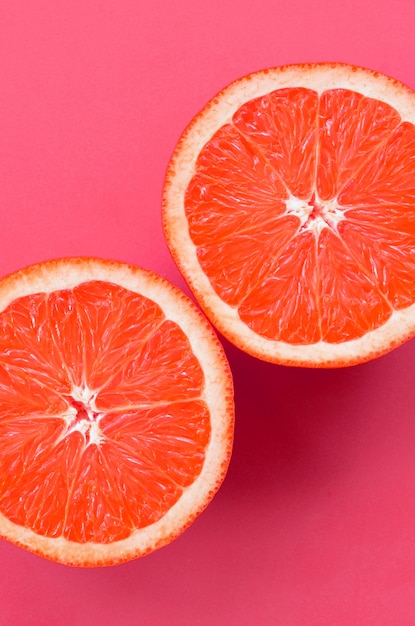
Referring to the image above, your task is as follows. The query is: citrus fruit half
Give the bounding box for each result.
[0,257,234,566]
[163,63,415,367]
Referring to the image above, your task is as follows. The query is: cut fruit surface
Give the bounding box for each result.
[163,63,415,367]
[0,258,234,566]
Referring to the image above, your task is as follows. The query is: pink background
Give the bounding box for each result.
[1,1,415,624]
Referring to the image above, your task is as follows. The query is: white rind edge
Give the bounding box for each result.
[0,257,234,565]
[163,63,415,366]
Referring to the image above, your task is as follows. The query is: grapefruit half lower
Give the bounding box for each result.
[0,257,234,566]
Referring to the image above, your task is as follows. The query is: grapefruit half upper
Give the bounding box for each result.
[163,63,415,367]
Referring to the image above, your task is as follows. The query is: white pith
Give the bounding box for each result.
[0,258,234,566]
[285,194,345,235]
[61,386,104,447]
[163,63,415,366]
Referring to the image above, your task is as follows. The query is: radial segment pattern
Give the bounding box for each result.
[0,281,210,543]
[185,87,415,344]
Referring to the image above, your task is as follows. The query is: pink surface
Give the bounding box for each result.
[1,1,415,624]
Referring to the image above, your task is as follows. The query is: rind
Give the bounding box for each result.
[162,62,415,367]
[0,257,234,566]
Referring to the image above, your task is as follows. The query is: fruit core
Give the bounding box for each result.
[286,192,345,235]
[63,387,103,446]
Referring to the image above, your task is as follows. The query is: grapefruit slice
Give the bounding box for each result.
[163,63,415,367]
[0,258,234,566]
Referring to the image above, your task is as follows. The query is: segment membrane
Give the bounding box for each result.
[196,216,299,308]
[339,219,415,309]
[317,89,401,200]
[233,87,319,199]
[339,122,415,206]
[238,231,321,344]
[317,229,392,341]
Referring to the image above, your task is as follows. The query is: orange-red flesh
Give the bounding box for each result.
[184,85,415,346]
[0,282,208,543]
[0,260,234,566]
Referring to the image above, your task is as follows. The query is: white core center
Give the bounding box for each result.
[62,385,104,446]
[285,194,345,235]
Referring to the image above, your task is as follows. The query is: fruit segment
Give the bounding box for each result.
[317,228,392,341]
[61,281,166,391]
[317,89,401,200]
[0,423,82,537]
[196,216,299,308]
[97,320,205,408]
[0,293,73,394]
[186,124,288,248]
[238,230,320,343]
[233,87,318,199]
[339,220,415,310]
[339,122,415,206]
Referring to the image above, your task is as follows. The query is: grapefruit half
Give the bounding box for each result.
[163,63,415,367]
[0,257,234,566]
